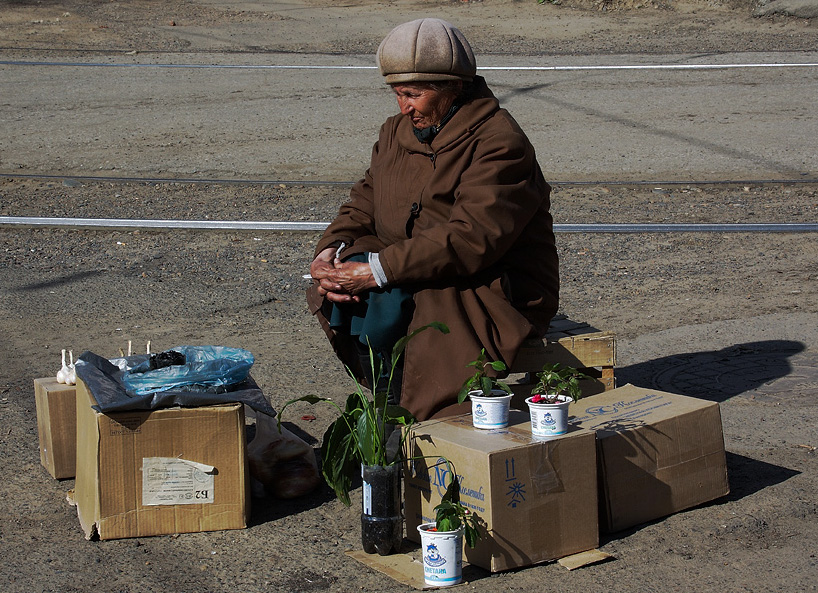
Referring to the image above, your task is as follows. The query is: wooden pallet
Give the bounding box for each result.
[507,314,616,408]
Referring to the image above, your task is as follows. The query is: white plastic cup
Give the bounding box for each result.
[469,391,513,429]
[526,395,572,437]
[417,523,464,587]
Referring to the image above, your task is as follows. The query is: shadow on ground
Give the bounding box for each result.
[615,340,805,403]
[724,451,800,502]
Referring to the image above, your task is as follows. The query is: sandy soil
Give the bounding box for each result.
[1,0,817,56]
[1,2,817,593]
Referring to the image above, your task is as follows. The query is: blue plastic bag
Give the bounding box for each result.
[121,345,254,396]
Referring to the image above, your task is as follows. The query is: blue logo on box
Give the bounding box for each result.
[585,405,620,416]
[505,458,526,508]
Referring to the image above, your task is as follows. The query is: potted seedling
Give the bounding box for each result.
[526,362,590,438]
[416,472,482,587]
[456,349,514,429]
[277,322,449,556]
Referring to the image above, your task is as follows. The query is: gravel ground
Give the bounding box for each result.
[2,176,817,592]
[3,177,816,349]
[1,1,817,592]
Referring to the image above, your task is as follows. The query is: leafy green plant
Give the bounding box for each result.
[530,362,590,403]
[431,473,482,548]
[277,322,449,505]
[456,348,512,403]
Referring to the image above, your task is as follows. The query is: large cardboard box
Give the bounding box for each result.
[34,377,77,479]
[570,384,729,533]
[73,378,250,540]
[404,411,598,572]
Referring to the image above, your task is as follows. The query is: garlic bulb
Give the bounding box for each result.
[65,350,76,386]
[56,349,69,383]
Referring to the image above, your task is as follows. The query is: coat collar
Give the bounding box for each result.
[395,76,500,153]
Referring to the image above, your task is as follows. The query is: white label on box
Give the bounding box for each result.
[142,457,215,506]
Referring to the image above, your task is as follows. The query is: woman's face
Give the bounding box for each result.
[391,83,460,129]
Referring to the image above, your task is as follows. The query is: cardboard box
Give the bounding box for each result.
[73,378,250,540]
[570,384,729,533]
[404,411,599,572]
[34,377,77,479]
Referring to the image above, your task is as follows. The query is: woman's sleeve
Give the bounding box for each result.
[378,122,547,284]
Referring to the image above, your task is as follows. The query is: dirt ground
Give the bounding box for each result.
[1,1,818,592]
[2,0,818,56]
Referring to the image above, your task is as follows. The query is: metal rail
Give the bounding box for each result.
[0,217,328,231]
[2,217,817,233]
[2,173,817,186]
[3,60,818,72]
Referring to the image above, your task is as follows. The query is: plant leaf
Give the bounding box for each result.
[435,500,458,532]
[496,379,513,395]
[356,406,378,466]
[464,522,480,548]
[373,389,389,410]
[489,360,507,372]
[284,394,331,406]
[392,322,449,361]
[384,404,416,426]
[344,390,367,414]
[320,416,358,505]
[276,394,338,432]
[441,474,461,505]
[457,378,473,404]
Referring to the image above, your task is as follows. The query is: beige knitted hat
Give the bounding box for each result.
[376,18,477,84]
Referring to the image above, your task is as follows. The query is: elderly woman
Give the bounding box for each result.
[308,18,559,421]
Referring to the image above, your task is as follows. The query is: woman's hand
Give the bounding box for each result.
[309,248,376,303]
[310,247,352,302]
[310,247,337,281]
[326,260,378,296]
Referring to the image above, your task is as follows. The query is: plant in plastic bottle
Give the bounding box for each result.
[277,322,450,556]
[278,321,449,503]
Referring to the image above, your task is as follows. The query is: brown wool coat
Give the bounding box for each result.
[307,77,559,421]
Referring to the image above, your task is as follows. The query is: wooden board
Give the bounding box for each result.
[512,331,616,371]
[507,315,617,403]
